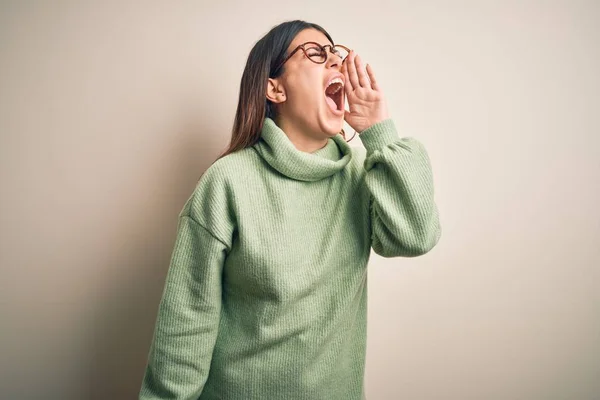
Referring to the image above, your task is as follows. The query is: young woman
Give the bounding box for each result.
[139,20,441,400]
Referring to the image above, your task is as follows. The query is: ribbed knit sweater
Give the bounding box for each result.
[139,117,441,400]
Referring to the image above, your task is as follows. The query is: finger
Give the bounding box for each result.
[355,55,370,88]
[346,50,360,90]
[342,57,354,92]
[366,63,380,91]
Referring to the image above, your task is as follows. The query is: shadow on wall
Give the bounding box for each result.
[87,110,228,400]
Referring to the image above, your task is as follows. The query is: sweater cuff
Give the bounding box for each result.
[358,118,400,153]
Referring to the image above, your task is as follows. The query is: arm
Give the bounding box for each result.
[139,215,227,399]
[360,119,441,258]
[340,50,440,257]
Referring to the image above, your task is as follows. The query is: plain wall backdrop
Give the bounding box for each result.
[1,1,599,399]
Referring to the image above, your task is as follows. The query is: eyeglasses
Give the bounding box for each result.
[272,42,351,75]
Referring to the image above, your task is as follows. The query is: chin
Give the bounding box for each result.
[327,122,344,136]
[319,111,345,136]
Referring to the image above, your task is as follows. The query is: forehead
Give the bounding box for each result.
[288,28,332,51]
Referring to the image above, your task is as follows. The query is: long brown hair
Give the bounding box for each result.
[216,20,334,160]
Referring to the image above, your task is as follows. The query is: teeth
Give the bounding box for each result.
[326,77,344,94]
[325,78,344,95]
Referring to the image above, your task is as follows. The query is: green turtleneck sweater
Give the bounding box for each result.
[139,118,441,400]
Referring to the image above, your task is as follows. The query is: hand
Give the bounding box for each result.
[342,50,389,133]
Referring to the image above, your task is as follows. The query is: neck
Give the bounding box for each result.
[274,115,328,153]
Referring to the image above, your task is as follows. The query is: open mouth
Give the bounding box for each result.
[325,79,344,114]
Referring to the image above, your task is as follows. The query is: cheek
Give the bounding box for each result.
[296,74,323,101]
[285,68,324,108]
[290,65,321,88]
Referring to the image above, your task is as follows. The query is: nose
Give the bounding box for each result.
[325,51,342,69]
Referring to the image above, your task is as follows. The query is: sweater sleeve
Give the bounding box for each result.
[138,216,228,399]
[359,118,441,258]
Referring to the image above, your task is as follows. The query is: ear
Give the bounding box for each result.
[266,78,286,104]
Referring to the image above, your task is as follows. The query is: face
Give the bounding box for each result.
[267,29,346,138]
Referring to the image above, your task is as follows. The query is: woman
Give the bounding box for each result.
[139,20,441,400]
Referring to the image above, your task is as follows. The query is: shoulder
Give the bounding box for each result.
[192,146,259,194]
[202,146,264,185]
[179,147,257,246]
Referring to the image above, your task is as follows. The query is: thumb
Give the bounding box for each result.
[344,109,352,122]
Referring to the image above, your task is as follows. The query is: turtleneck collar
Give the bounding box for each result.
[252,118,353,182]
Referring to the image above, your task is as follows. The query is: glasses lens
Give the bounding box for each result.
[305,44,326,63]
[332,46,349,62]
[305,44,349,63]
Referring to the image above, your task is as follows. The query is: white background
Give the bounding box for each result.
[1,1,599,399]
